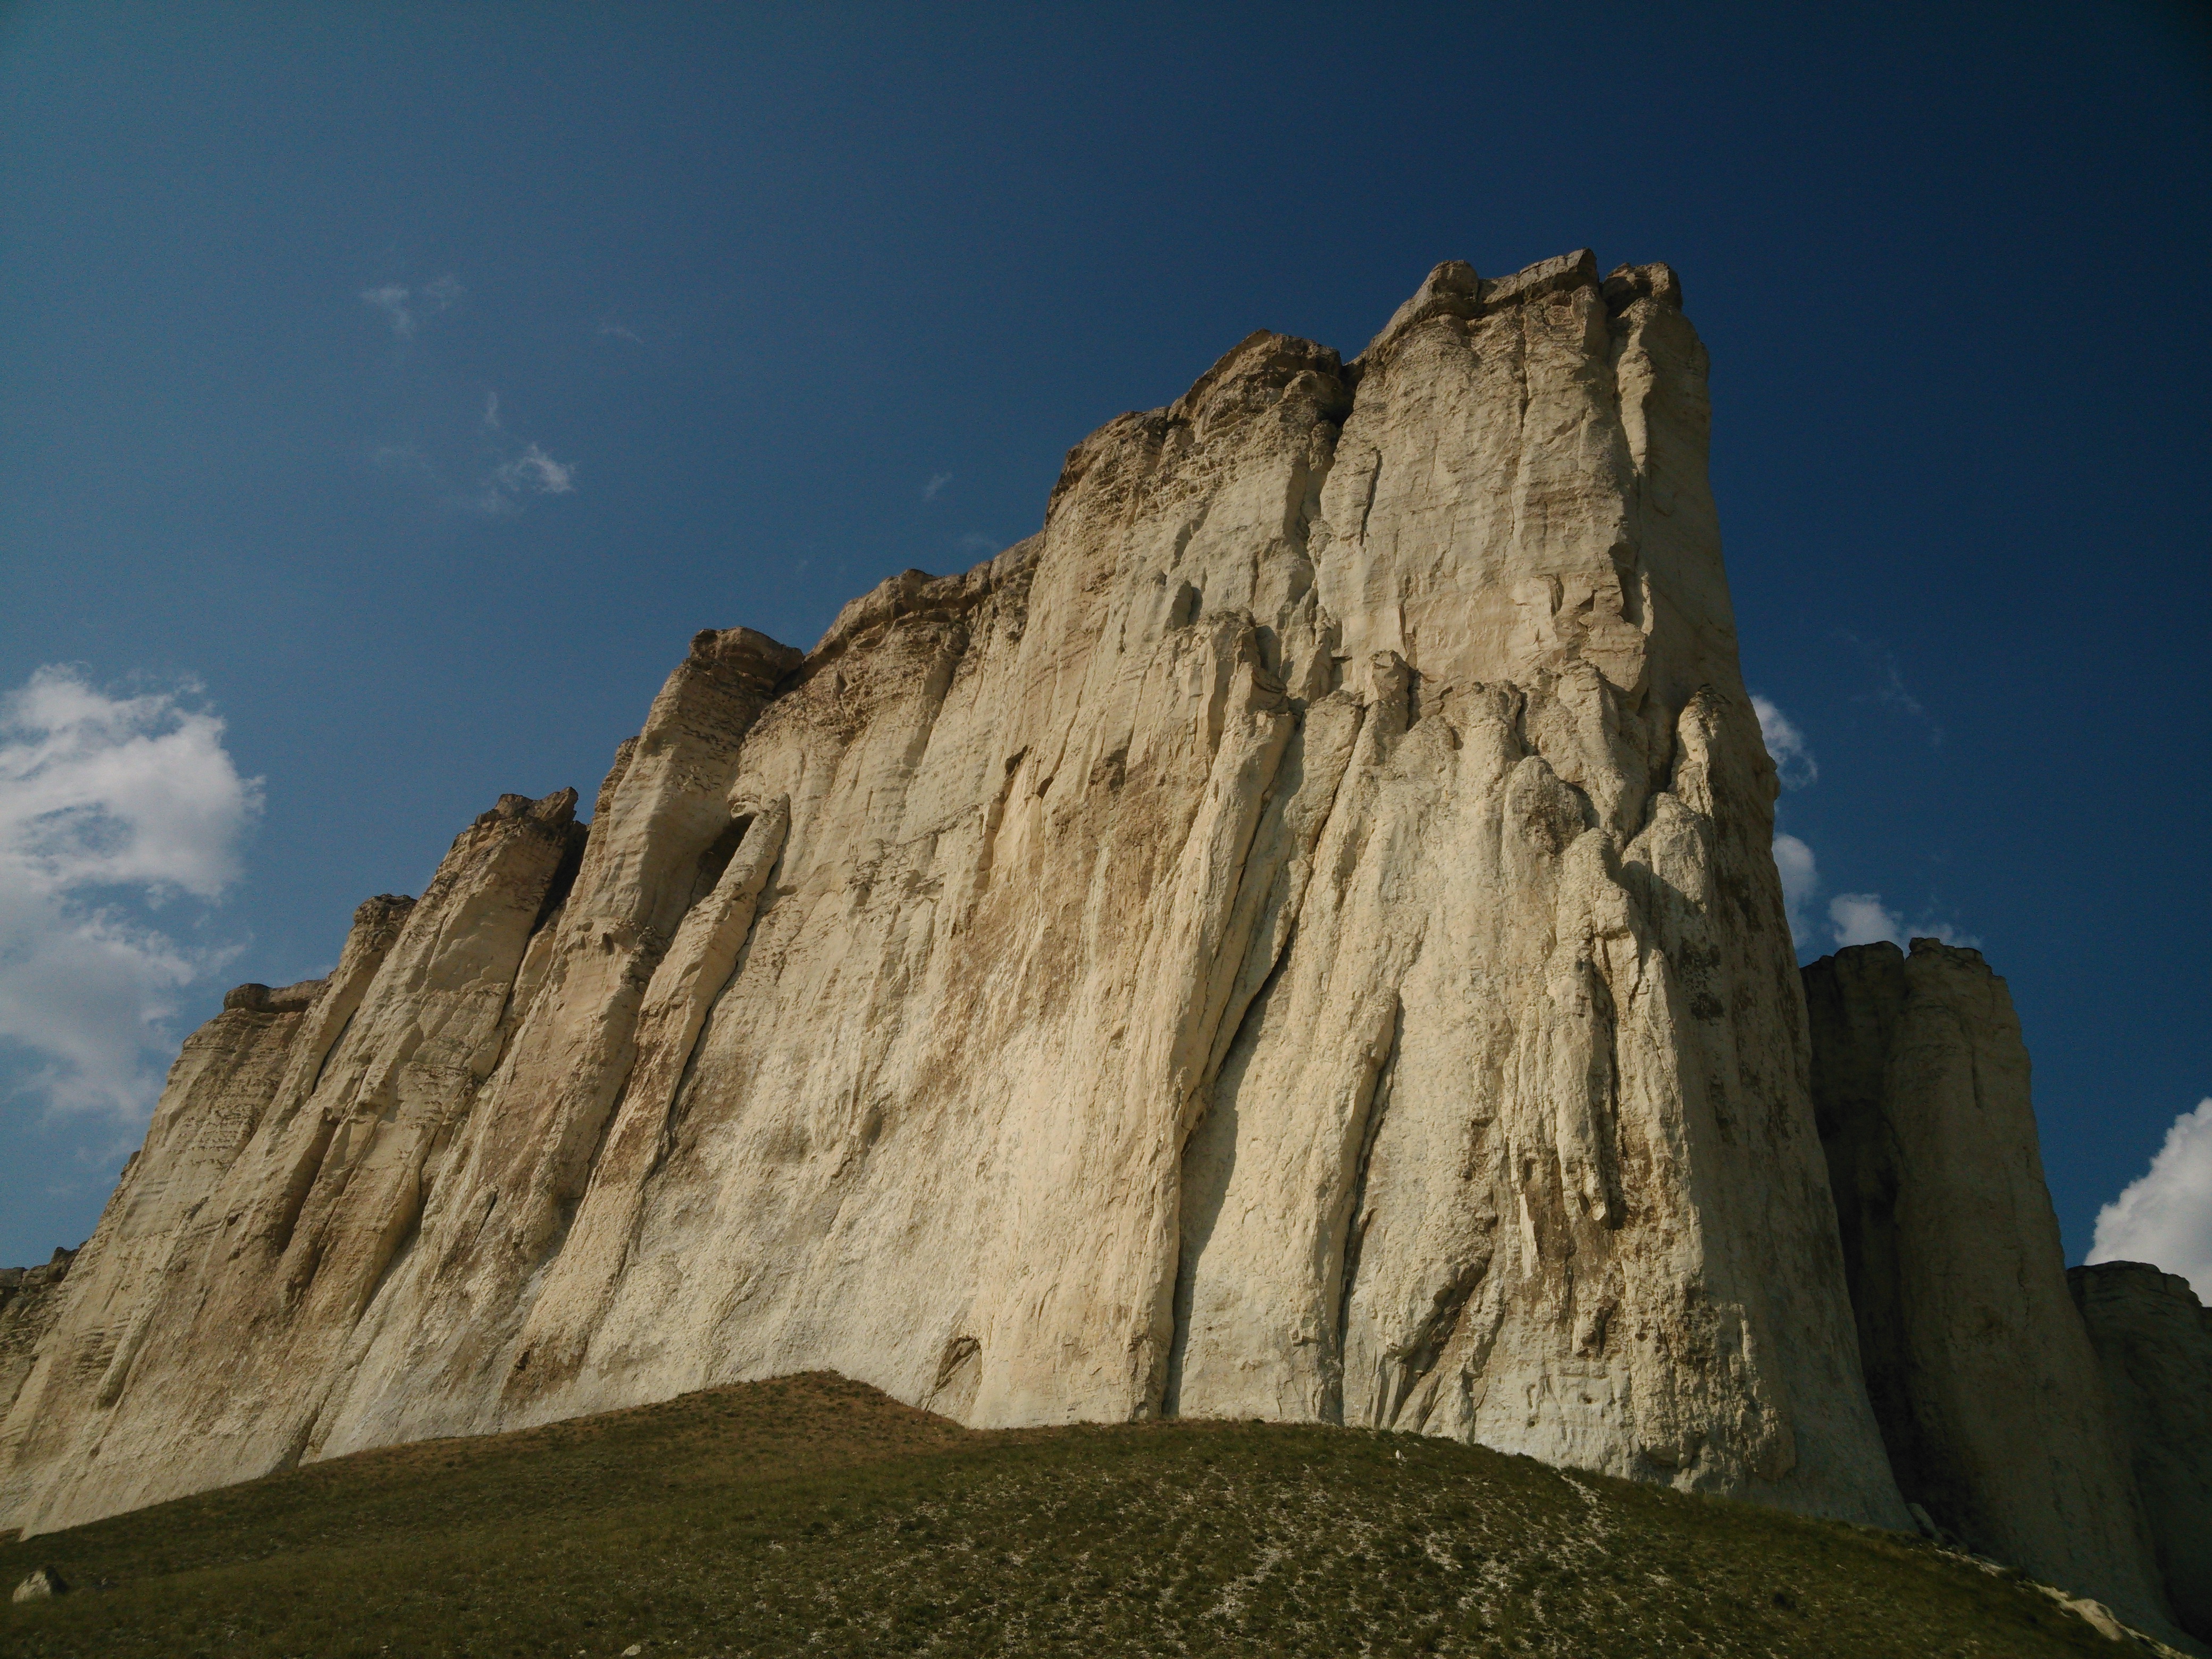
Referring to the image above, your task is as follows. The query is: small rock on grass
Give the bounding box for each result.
[11,1566,68,1602]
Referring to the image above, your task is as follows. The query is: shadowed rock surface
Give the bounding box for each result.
[2,253,1908,1540]
[1803,939,2174,1637]
[2071,1261,2212,1642]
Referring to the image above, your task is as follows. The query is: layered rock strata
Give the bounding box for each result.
[0,252,1909,1538]
[2070,1262,2212,1642]
[0,1250,78,1425]
[1803,940,2174,1635]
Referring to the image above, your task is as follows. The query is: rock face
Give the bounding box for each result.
[0,1249,78,1423]
[0,252,1908,1539]
[2069,1262,2212,1641]
[1802,940,2173,1634]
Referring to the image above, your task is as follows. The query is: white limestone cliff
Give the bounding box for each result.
[0,253,1911,1538]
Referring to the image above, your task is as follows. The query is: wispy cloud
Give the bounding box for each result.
[367,388,577,518]
[1872,661,1941,744]
[361,283,413,337]
[1752,694,1817,789]
[493,443,574,497]
[923,472,953,502]
[358,273,463,340]
[1839,633,1943,746]
[956,532,1001,556]
[367,441,432,475]
[2090,1099,2212,1297]
[599,321,645,345]
[463,441,577,517]
[0,669,260,1122]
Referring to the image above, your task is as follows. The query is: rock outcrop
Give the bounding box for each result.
[1803,939,2174,1636]
[2070,1262,2212,1642]
[0,1249,78,1424]
[0,252,1908,1539]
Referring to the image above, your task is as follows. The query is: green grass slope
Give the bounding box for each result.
[0,1373,2155,1657]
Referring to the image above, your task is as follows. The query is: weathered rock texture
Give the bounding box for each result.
[2070,1262,2212,1642]
[0,1249,78,1424]
[1803,940,2174,1635]
[0,252,1908,1539]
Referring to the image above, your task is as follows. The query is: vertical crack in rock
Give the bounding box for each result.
[1329,995,1402,1426]
[501,799,792,1405]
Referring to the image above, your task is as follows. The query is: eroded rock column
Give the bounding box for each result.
[1805,939,2173,1633]
[2069,1261,2212,1643]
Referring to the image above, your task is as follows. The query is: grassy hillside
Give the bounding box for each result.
[0,1373,2154,1657]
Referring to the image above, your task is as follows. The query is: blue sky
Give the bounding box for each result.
[2,2,2207,1278]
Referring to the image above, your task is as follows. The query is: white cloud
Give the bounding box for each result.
[0,669,261,1121]
[923,472,953,502]
[599,321,644,345]
[1753,694,1817,789]
[2090,1099,2212,1297]
[1773,833,1819,945]
[482,390,502,430]
[493,442,574,497]
[358,274,462,340]
[1827,892,1903,947]
[1823,891,1979,951]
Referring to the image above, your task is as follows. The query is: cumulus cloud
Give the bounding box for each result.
[0,669,261,1120]
[1823,892,1980,951]
[359,274,463,339]
[1753,694,1817,789]
[1827,892,1903,947]
[2090,1099,2212,1297]
[923,472,953,502]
